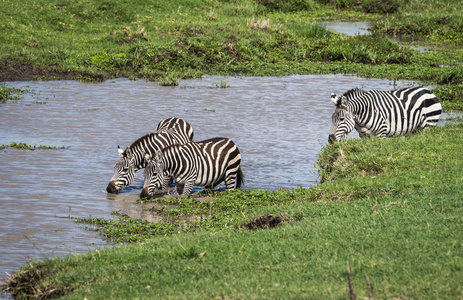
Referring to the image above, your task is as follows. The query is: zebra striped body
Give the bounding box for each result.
[141,137,244,197]
[106,117,194,194]
[328,87,442,143]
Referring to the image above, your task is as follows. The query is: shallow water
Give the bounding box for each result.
[318,21,372,36]
[318,20,454,53]
[1,74,425,284]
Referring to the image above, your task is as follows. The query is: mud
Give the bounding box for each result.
[243,214,288,230]
[0,59,83,81]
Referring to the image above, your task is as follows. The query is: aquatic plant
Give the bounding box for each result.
[0,142,69,150]
[0,83,26,102]
[214,78,230,88]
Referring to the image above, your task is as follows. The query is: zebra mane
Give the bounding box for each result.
[392,85,423,93]
[127,132,158,151]
[126,128,175,151]
[342,88,366,100]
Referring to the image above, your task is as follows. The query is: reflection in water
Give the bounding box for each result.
[0,74,419,279]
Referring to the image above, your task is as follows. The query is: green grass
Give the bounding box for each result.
[373,0,463,43]
[2,1,463,298]
[4,122,462,299]
[2,0,463,109]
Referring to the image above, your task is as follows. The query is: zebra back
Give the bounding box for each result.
[156,117,194,141]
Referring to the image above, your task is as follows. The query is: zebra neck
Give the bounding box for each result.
[348,102,363,123]
[129,151,147,170]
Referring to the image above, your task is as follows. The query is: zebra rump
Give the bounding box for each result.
[141,137,244,198]
[328,86,442,143]
[106,117,194,194]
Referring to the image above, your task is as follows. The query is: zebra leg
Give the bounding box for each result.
[204,182,220,192]
[180,181,195,196]
[174,183,184,196]
[226,165,244,190]
[224,170,239,190]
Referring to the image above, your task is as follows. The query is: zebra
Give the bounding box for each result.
[140,137,244,198]
[106,117,194,194]
[328,86,442,143]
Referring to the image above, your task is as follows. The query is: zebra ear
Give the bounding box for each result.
[145,153,152,163]
[117,145,124,157]
[330,93,340,106]
[340,96,349,109]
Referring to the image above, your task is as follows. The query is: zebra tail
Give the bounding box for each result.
[236,166,244,189]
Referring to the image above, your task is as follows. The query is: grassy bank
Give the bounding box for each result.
[2,1,463,298]
[1,0,463,109]
[4,121,462,299]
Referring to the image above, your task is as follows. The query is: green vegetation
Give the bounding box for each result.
[214,77,231,88]
[373,0,463,43]
[2,0,463,298]
[4,121,462,299]
[0,142,69,150]
[1,0,463,110]
[0,0,461,106]
[0,83,26,102]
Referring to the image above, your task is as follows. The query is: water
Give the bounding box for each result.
[318,21,372,36]
[318,20,455,53]
[1,74,421,284]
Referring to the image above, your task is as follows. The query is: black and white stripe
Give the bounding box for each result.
[141,137,244,197]
[106,117,194,194]
[328,87,442,143]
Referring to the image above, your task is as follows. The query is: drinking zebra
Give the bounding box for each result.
[140,137,244,198]
[328,86,442,143]
[106,117,194,194]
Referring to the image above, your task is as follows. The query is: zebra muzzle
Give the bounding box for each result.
[328,134,336,144]
[140,187,152,199]
[106,181,120,194]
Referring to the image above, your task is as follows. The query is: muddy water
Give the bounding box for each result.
[1,74,420,282]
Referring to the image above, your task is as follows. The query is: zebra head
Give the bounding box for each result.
[106,145,137,194]
[140,151,168,198]
[329,93,356,143]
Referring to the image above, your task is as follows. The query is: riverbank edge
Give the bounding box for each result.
[2,120,462,299]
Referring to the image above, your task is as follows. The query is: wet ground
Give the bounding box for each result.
[318,20,443,52]
[0,74,428,285]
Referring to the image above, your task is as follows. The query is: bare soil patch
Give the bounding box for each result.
[0,59,79,81]
[0,59,111,81]
[243,214,288,230]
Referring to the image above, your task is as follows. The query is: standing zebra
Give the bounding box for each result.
[141,137,244,198]
[328,86,442,143]
[106,117,194,194]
